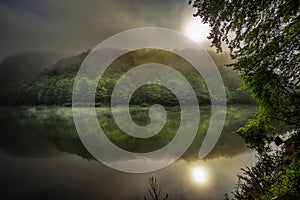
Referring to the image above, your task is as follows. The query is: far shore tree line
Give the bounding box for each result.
[0,49,254,107]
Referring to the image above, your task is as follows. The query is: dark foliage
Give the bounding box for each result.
[190,0,300,198]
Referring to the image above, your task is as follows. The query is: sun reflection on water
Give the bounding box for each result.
[191,166,209,184]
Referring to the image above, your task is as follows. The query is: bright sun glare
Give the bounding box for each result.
[192,166,208,184]
[184,18,210,43]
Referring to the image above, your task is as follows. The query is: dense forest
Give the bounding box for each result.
[0,49,253,106]
[189,0,300,199]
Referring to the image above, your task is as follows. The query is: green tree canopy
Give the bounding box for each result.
[189,0,300,199]
[190,0,299,147]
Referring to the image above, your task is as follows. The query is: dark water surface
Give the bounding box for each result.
[0,106,257,200]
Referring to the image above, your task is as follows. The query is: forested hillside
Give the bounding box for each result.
[0,49,254,106]
[0,52,65,105]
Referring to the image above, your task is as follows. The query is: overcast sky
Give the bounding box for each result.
[0,0,206,60]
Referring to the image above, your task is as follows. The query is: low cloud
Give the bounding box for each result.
[0,0,197,59]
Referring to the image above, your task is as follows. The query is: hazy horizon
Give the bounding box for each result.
[0,0,215,60]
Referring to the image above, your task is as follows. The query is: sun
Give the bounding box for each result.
[184,18,210,43]
[191,166,208,184]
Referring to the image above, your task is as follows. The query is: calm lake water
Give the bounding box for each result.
[0,106,257,200]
